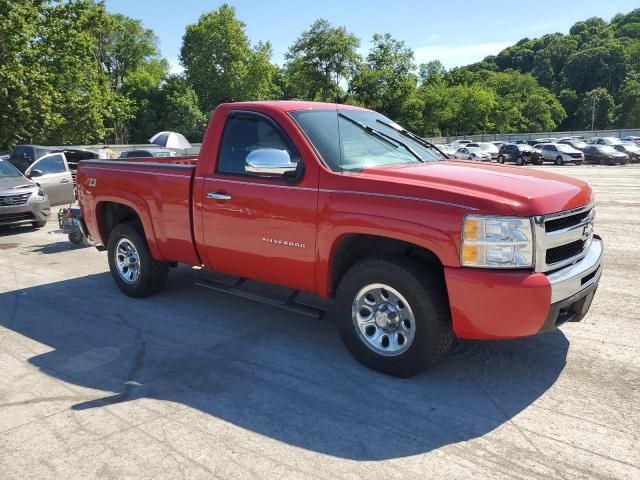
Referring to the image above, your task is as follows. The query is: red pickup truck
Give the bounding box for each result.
[78,101,603,377]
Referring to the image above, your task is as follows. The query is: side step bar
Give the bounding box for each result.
[194,277,325,320]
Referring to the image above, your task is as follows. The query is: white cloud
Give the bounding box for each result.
[168,57,184,75]
[414,41,514,68]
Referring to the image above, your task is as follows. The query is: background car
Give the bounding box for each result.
[558,138,590,152]
[613,143,640,162]
[468,142,499,160]
[119,148,177,158]
[536,143,584,165]
[590,136,623,146]
[435,144,456,158]
[8,150,75,206]
[0,157,51,229]
[621,135,640,145]
[497,143,533,165]
[583,145,629,165]
[455,146,491,161]
[491,141,505,148]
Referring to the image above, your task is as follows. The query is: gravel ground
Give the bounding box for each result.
[0,164,639,479]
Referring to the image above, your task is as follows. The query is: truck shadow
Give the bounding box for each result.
[0,270,568,460]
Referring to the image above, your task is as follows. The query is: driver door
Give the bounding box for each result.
[200,111,319,292]
[26,153,74,206]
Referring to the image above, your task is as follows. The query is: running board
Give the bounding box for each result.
[194,277,325,320]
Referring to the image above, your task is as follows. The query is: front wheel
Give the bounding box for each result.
[516,156,525,166]
[334,257,453,377]
[107,222,168,298]
[555,156,564,166]
[497,155,505,164]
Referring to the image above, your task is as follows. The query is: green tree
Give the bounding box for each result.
[351,34,420,127]
[180,4,279,112]
[0,0,53,150]
[577,88,615,129]
[284,19,360,102]
[616,78,640,127]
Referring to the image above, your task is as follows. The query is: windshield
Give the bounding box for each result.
[0,159,22,178]
[623,144,640,152]
[290,109,442,172]
[603,137,622,145]
[476,143,497,151]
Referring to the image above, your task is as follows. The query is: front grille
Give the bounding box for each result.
[0,192,32,207]
[0,212,34,223]
[535,204,595,272]
[545,208,592,233]
[569,153,583,158]
[546,240,585,265]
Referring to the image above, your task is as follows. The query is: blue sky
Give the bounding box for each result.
[105,1,639,74]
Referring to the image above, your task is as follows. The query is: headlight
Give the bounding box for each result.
[34,189,46,201]
[462,215,534,268]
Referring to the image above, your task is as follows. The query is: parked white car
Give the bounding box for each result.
[450,139,473,148]
[468,142,499,160]
[455,146,491,161]
[535,143,584,165]
[435,144,456,158]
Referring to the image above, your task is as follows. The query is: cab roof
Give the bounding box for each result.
[216,100,369,113]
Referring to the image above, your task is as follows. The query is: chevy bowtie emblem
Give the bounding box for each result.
[582,222,594,241]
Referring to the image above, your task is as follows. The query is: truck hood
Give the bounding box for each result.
[361,160,592,216]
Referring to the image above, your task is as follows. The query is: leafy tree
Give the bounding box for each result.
[0,0,53,150]
[418,60,446,85]
[351,34,419,126]
[616,78,640,127]
[284,19,360,102]
[576,88,615,129]
[180,4,280,112]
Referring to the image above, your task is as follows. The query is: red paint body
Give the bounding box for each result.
[78,101,594,340]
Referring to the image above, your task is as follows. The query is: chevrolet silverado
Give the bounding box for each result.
[78,101,603,377]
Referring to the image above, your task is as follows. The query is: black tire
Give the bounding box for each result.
[497,155,505,164]
[516,156,524,166]
[68,232,84,244]
[107,221,168,298]
[32,220,47,228]
[333,257,453,377]
[555,156,564,166]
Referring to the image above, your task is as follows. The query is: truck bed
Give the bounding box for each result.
[78,159,201,266]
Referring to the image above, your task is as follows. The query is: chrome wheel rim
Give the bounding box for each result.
[352,283,416,357]
[115,238,141,285]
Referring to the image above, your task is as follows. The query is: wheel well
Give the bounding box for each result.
[329,234,444,297]
[98,202,142,242]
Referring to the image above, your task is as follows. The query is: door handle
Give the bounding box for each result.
[60,178,70,184]
[207,192,232,201]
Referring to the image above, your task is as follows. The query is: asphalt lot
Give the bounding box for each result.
[1,164,639,479]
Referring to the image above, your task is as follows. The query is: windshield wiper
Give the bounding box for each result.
[376,119,448,159]
[338,113,423,162]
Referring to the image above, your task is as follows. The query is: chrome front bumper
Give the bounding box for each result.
[548,236,603,303]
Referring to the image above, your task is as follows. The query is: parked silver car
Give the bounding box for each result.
[8,150,75,206]
[468,142,499,160]
[455,146,491,161]
[535,143,584,165]
[0,158,51,228]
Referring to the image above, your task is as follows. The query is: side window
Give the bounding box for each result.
[33,154,66,174]
[217,114,297,175]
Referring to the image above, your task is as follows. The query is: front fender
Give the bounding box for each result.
[316,212,459,297]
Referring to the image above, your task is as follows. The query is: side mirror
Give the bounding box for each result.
[245,149,298,178]
[29,169,43,178]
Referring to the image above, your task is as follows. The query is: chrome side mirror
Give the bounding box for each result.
[245,149,297,177]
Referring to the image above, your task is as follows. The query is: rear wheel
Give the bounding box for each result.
[555,156,564,166]
[516,156,525,166]
[334,257,453,377]
[497,155,505,164]
[107,222,168,298]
